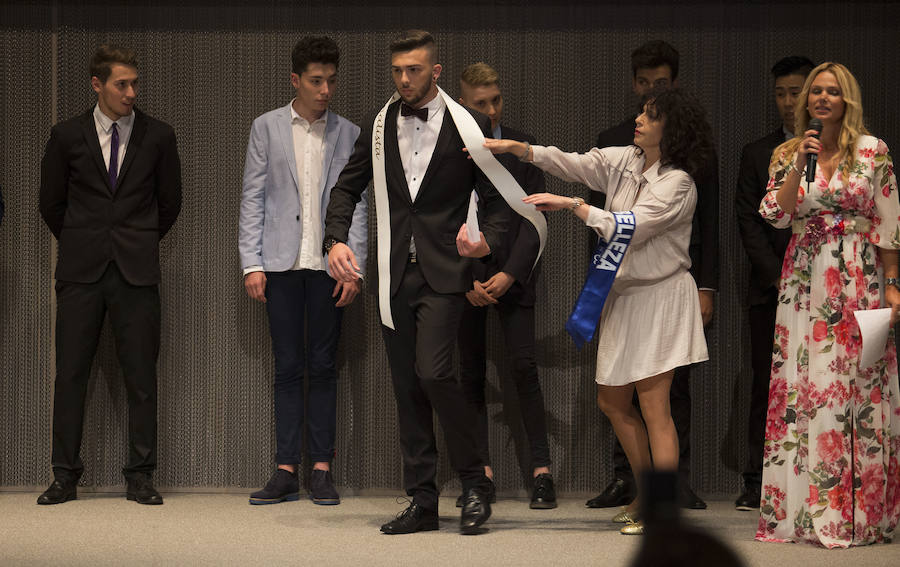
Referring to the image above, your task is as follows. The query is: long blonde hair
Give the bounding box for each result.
[770,62,869,177]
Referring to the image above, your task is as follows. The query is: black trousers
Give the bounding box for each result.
[742,300,778,488]
[51,262,160,479]
[382,262,490,511]
[612,365,693,484]
[458,301,552,470]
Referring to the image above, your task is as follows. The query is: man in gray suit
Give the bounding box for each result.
[239,36,367,506]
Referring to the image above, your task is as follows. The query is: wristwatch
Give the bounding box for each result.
[570,196,585,210]
[886,277,900,290]
[323,237,342,255]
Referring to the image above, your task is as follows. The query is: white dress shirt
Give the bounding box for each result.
[290,103,328,271]
[397,93,446,254]
[93,104,134,173]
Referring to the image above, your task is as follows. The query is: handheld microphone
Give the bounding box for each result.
[806,118,823,183]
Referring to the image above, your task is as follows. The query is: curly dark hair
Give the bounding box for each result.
[641,88,714,180]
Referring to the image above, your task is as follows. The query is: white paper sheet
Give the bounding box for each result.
[465,190,480,243]
[854,308,893,368]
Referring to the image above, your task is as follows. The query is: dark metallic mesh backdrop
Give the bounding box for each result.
[2,1,898,496]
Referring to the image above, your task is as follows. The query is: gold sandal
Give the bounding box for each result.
[612,507,639,523]
[620,519,644,535]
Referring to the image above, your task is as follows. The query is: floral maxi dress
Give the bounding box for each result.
[756,135,900,547]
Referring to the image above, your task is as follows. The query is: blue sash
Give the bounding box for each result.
[566,211,636,349]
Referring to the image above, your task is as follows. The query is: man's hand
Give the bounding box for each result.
[328,242,361,282]
[333,279,361,307]
[465,280,498,307]
[456,224,491,258]
[483,271,515,299]
[244,271,267,303]
[699,290,714,326]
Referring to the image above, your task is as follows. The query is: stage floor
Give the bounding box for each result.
[1,492,897,566]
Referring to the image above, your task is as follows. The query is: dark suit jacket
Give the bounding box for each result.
[736,128,791,306]
[595,115,720,291]
[324,100,508,296]
[472,125,545,307]
[40,108,182,286]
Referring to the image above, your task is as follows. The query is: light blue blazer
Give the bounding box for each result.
[239,104,367,276]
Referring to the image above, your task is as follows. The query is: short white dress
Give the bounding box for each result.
[531,145,709,385]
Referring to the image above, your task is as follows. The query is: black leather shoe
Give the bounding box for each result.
[585,478,635,508]
[678,483,706,510]
[249,469,300,505]
[37,479,77,505]
[735,486,761,511]
[126,473,163,505]
[309,469,340,505]
[456,477,496,507]
[530,473,557,509]
[459,488,491,534]
[380,502,439,534]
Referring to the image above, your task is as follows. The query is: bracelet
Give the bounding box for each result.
[518,141,531,162]
[789,162,803,177]
[570,196,585,210]
[886,277,900,291]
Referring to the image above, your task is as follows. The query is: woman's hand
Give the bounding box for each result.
[794,128,822,168]
[886,285,900,326]
[522,192,571,211]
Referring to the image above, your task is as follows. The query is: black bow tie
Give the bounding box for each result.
[400,103,428,121]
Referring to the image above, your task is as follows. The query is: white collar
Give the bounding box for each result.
[93,104,134,132]
[289,99,328,125]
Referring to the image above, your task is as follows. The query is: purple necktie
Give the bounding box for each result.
[109,122,119,191]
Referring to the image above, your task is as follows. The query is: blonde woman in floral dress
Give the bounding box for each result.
[757,62,900,547]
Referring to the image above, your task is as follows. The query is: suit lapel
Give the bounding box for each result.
[80,110,111,193]
[277,104,300,190]
[320,111,338,193]
[116,110,147,188]
[415,110,454,202]
[385,102,412,205]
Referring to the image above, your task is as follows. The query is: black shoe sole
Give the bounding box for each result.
[530,500,558,510]
[585,496,633,508]
[36,493,76,505]
[127,494,164,505]
[249,493,300,505]
[380,521,440,535]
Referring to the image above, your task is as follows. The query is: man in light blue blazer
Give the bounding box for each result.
[239,37,367,506]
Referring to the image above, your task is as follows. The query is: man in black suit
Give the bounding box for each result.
[324,30,508,535]
[734,56,814,511]
[455,62,556,510]
[587,40,717,511]
[38,45,182,505]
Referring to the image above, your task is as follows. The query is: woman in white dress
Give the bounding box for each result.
[484,89,713,534]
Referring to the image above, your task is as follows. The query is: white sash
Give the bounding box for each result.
[371,86,547,329]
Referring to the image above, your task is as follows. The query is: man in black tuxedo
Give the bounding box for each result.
[38,45,182,505]
[587,40,717,511]
[455,62,556,510]
[734,56,814,511]
[324,30,507,535]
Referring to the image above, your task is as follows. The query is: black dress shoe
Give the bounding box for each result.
[455,477,496,507]
[37,479,77,505]
[459,488,491,534]
[309,469,340,506]
[249,469,300,505]
[678,483,706,510]
[735,486,761,511]
[585,478,635,508]
[126,473,163,505]
[380,502,439,534]
[530,473,557,509]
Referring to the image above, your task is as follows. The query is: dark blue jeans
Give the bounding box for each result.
[265,269,342,465]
